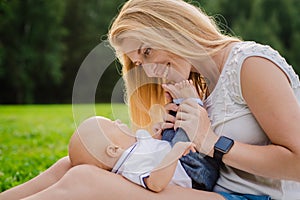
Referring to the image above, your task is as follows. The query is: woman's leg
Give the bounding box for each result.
[22,164,225,200]
[0,156,72,200]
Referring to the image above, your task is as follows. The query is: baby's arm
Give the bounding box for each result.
[143,142,195,192]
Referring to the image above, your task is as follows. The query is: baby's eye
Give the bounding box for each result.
[143,47,152,56]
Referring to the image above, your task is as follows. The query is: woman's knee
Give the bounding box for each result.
[60,164,103,186]
[47,156,72,181]
[55,156,72,169]
[52,164,109,198]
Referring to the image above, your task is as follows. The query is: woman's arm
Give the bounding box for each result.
[176,56,300,182]
[144,142,195,192]
[225,57,300,181]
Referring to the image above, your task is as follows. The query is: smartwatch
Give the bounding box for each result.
[213,136,234,166]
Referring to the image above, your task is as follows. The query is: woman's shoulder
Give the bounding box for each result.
[229,41,283,62]
[214,41,299,105]
[226,41,299,88]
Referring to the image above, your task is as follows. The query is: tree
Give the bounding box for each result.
[59,0,126,103]
[199,0,300,74]
[0,0,299,103]
[0,0,66,103]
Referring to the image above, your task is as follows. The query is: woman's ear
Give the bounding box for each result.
[106,144,122,158]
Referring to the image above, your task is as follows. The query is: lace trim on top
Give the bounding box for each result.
[204,41,300,129]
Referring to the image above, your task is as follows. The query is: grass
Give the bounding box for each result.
[0,104,129,192]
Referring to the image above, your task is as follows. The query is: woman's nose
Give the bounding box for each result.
[134,61,142,67]
[128,52,143,67]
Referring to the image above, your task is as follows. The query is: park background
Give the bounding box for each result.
[1,0,300,104]
[1,0,300,192]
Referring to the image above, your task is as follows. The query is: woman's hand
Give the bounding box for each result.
[174,98,218,156]
[152,91,178,137]
[152,102,178,137]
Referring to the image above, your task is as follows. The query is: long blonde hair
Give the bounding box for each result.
[108,0,240,131]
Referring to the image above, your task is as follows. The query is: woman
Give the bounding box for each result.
[1,0,300,199]
[108,0,300,199]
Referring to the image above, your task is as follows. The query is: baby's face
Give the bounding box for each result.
[98,118,133,138]
[69,116,135,169]
[97,117,136,148]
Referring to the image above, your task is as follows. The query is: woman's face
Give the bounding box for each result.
[121,38,192,83]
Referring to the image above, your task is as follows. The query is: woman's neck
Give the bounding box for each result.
[213,42,238,72]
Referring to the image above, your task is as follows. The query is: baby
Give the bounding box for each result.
[68,116,196,192]
[69,80,219,192]
[161,80,219,191]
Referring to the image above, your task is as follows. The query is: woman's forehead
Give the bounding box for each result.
[120,38,142,54]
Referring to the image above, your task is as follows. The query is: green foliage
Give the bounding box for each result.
[0,0,299,104]
[0,0,67,103]
[199,0,300,74]
[0,104,128,192]
[59,0,125,103]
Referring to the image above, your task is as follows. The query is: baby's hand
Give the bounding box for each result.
[162,80,199,99]
[173,142,196,158]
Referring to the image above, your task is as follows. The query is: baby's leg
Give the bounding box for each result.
[170,128,190,146]
[171,128,219,191]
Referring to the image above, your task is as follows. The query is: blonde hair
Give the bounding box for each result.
[108,0,240,131]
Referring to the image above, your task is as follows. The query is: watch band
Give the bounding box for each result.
[213,136,234,166]
[213,149,224,166]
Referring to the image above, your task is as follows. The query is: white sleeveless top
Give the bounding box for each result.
[204,41,300,199]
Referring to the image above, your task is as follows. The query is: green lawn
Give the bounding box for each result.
[0,104,128,192]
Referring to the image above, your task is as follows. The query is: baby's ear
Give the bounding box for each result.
[106,144,122,157]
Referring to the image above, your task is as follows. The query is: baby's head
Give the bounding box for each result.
[68,116,136,170]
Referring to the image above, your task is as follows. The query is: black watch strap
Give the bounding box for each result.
[213,149,224,166]
[213,136,234,166]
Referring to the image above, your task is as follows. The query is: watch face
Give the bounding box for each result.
[214,136,234,153]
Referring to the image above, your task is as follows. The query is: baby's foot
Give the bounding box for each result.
[174,80,199,99]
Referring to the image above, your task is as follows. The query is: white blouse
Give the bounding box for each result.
[204,41,300,199]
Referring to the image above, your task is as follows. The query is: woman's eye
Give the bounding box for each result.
[143,48,152,56]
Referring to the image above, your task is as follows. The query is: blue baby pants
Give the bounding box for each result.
[162,127,219,191]
[218,192,271,200]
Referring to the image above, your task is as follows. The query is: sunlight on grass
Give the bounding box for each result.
[0,104,128,192]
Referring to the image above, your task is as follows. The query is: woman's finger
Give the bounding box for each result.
[164,102,179,122]
[161,122,174,130]
[163,113,176,123]
[152,121,174,136]
[164,102,179,113]
[175,111,190,121]
[179,99,200,113]
[174,120,188,132]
